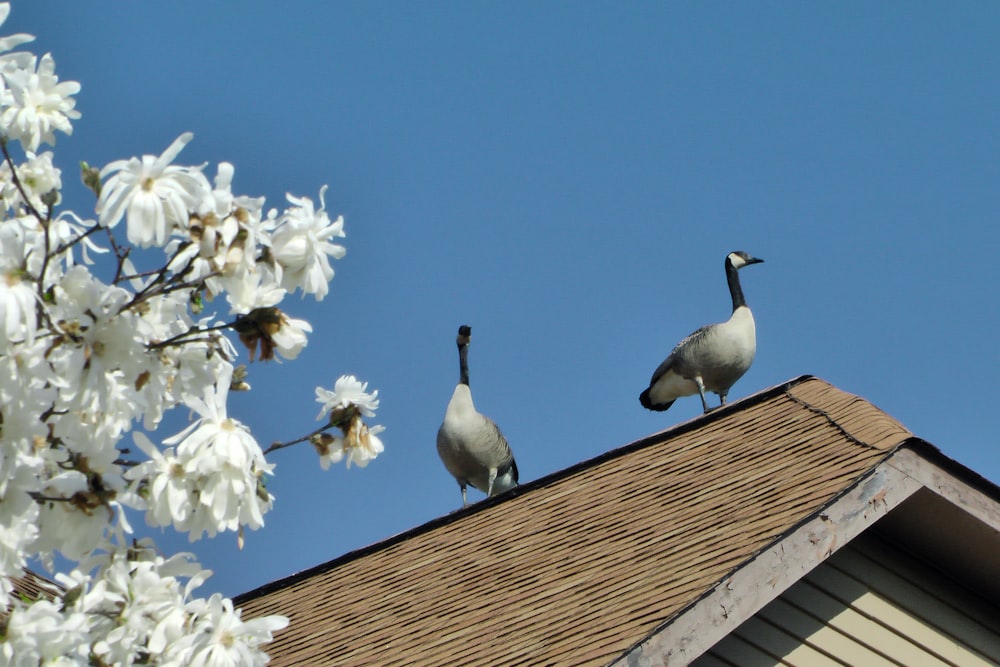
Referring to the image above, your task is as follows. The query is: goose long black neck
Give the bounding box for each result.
[458,343,470,386]
[456,325,472,386]
[725,257,747,311]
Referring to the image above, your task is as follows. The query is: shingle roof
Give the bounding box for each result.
[236,376,915,667]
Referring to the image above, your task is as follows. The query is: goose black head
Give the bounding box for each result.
[727,250,764,270]
[457,325,472,348]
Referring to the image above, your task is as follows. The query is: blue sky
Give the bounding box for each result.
[9,2,998,597]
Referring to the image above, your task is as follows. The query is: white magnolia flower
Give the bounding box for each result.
[345,422,384,469]
[128,367,274,541]
[3,213,59,283]
[270,185,345,300]
[239,196,272,256]
[127,432,191,529]
[0,339,56,444]
[0,222,39,344]
[171,162,256,293]
[223,265,285,316]
[192,165,270,290]
[97,132,211,247]
[0,150,61,213]
[0,52,80,152]
[0,599,91,665]
[49,210,108,269]
[167,335,235,416]
[311,434,344,470]
[34,483,118,562]
[193,211,240,266]
[199,161,235,219]
[0,516,38,603]
[315,374,380,421]
[79,544,204,665]
[0,271,36,345]
[233,306,311,362]
[174,594,288,667]
[269,313,311,361]
[128,289,209,430]
[48,265,146,430]
[38,542,225,666]
[313,376,383,470]
[0,448,41,599]
[174,365,260,471]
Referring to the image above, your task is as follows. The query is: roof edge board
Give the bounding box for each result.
[900,439,1000,510]
[612,448,924,667]
[236,375,819,605]
[889,444,1000,532]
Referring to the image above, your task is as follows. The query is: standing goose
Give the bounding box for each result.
[640,251,764,414]
[437,325,518,507]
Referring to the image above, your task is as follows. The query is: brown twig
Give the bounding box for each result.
[146,322,234,351]
[264,425,329,455]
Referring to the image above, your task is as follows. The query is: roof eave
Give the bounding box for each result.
[612,441,1000,667]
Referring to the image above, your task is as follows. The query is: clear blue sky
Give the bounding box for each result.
[10,2,998,597]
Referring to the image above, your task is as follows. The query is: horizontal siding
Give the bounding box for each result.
[694,534,1000,666]
[708,631,783,666]
[733,615,845,667]
[755,597,891,666]
[841,537,1000,657]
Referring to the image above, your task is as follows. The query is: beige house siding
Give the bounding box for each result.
[694,533,1000,666]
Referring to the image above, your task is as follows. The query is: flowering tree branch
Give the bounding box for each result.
[265,382,384,469]
[0,4,384,664]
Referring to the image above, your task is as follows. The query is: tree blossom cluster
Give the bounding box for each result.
[0,4,383,664]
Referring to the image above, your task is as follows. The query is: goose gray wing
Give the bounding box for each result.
[479,415,516,475]
[647,324,713,386]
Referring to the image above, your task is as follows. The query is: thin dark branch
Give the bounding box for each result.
[264,425,329,455]
[51,223,104,257]
[28,492,74,504]
[104,226,130,283]
[36,204,56,298]
[128,274,214,313]
[1,139,59,297]
[122,243,203,310]
[117,266,176,282]
[147,321,234,351]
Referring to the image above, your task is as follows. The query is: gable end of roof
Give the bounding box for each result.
[236,376,955,667]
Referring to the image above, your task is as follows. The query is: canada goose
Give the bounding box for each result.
[640,251,764,414]
[437,325,518,507]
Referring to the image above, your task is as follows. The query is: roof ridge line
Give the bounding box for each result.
[505,374,821,494]
[781,385,885,453]
[234,374,819,605]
